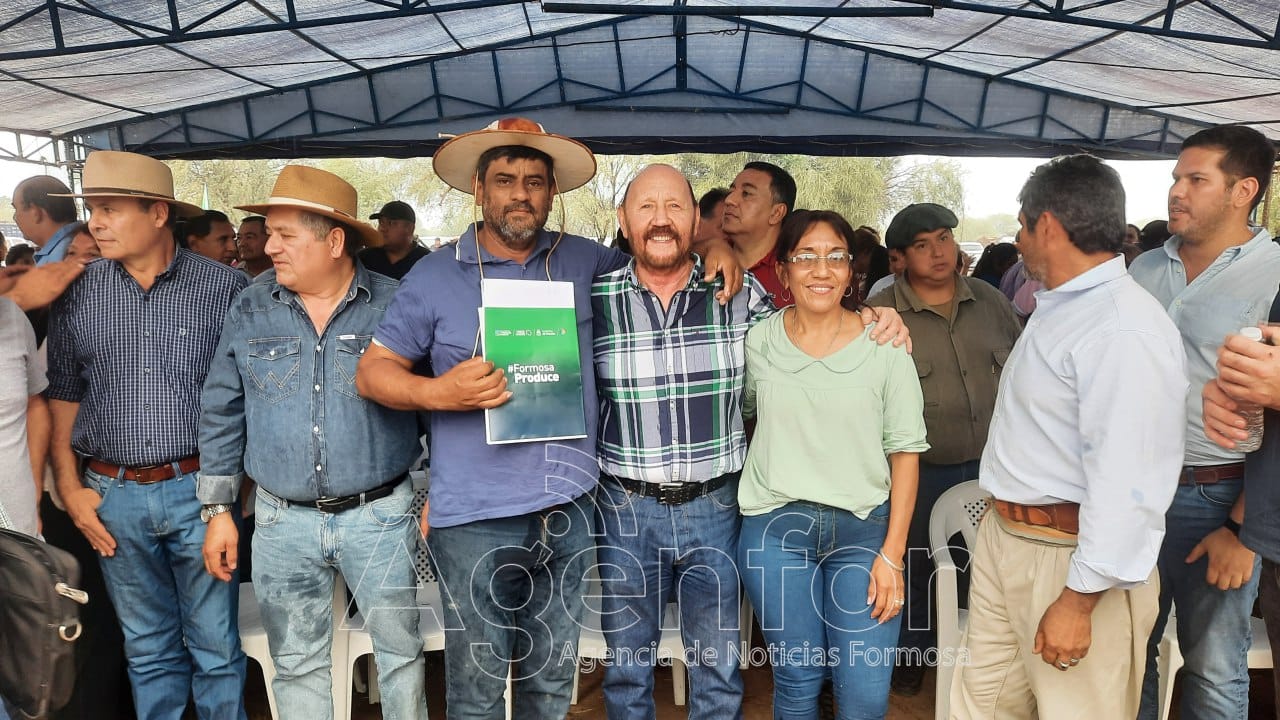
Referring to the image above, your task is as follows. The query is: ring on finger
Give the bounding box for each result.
[1069,658,1080,665]
[1057,661,1070,669]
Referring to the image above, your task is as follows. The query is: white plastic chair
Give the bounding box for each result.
[342,574,456,717]
[238,579,350,720]
[928,479,991,720]
[1156,613,1272,719]
[572,571,688,706]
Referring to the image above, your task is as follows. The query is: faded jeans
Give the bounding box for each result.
[251,481,426,720]
[427,492,594,720]
[1138,479,1259,720]
[739,501,900,720]
[596,477,744,720]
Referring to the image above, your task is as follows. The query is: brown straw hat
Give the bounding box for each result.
[433,117,596,194]
[54,150,204,218]
[236,165,382,248]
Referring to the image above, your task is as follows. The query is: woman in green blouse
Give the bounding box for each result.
[737,209,927,718]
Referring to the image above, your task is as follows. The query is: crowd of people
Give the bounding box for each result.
[0,117,1278,720]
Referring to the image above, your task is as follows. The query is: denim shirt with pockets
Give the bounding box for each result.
[198,262,420,505]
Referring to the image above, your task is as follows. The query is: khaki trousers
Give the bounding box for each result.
[950,513,1159,719]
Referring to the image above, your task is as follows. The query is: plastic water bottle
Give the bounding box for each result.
[1236,326,1266,453]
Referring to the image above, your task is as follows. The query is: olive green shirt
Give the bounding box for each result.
[867,273,1022,465]
[739,311,929,518]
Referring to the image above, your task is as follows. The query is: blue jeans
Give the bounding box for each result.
[897,459,979,662]
[1138,479,1260,719]
[427,492,594,720]
[595,477,745,720]
[251,481,426,720]
[739,501,900,720]
[84,469,247,720]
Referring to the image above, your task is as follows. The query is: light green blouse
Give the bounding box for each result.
[739,310,929,518]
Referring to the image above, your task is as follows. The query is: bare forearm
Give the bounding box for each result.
[48,399,83,497]
[884,452,920,557]
[27,394,50,494]
[356,357,434,411]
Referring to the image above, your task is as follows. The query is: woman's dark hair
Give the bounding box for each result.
[862,244,890,297]
[1140,219,1171,251]
[774,209,859,264]
[5,244,36,265]
[972,243,1019,281]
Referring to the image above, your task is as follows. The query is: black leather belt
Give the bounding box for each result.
[602,471,738,505]
[287,473,407,513]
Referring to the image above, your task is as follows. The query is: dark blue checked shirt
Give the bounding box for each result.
[46,249,248,467]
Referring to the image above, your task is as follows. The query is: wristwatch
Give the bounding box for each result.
[1223,517,1243,537]
[201,504,233,523]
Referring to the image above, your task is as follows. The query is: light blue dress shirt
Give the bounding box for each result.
[32,222,76,265]
[1129,228,1280,466]
[980,257,1188,593]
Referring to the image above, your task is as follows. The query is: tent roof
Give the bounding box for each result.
[1,1,1277,162]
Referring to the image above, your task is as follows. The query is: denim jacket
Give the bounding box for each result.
[197,262,420,504]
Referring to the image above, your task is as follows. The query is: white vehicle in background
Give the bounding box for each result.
[959,241,984,272]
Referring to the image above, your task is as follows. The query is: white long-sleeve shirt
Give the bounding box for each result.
[980,256,1188,593]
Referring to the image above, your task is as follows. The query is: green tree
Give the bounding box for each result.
[163,152,969,243]
[167,159,284,219]
[896,159,966,219]
[560,154,646,241]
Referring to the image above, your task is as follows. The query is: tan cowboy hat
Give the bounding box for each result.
[54,150,204,218]
[433,117,596,194]
[236,165,382,248]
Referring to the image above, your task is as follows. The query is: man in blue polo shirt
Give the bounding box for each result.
[355,117,752,716]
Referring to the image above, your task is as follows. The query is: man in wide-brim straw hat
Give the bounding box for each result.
[45,149,252,720]
[355,117,745,715]
[198,164,427,720]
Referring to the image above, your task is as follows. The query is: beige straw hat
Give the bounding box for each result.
[55,150,204,218]
[433,117,596,194]
[236,165,382,248]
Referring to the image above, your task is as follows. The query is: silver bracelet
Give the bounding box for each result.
[878,551,905,572]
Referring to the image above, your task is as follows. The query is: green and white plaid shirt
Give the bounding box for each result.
[591,257,775,484]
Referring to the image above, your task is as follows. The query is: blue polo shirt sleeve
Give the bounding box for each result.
[596,244,629,276]
[374,265,435,362]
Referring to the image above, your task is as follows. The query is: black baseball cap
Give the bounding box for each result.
[885,203,958,250]
[370,200,415,223]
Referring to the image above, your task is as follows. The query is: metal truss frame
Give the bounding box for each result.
[0,127,87,169]
[0,0,530,62]
[0,0,1273,65]
[68,13,1210,160]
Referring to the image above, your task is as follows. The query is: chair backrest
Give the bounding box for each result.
[928,479,991,555]
[410,484,437,586]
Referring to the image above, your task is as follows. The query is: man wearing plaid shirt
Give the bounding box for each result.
[592,163,773,720]
[594,164,912,719]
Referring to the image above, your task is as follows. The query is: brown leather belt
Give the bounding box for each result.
[1180,462,1245,486]
[994,499,1080,535]
[87,456,200,484]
